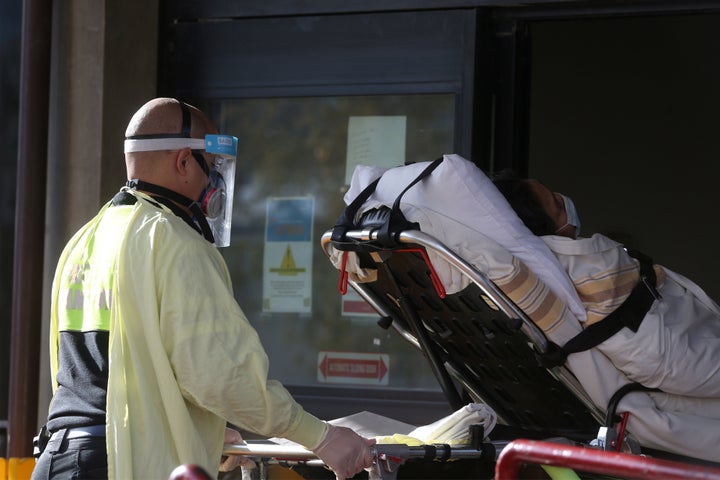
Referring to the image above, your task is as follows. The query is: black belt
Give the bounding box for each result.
[537,248,660,369]
[35,424,105,458]
[52,425,106,440]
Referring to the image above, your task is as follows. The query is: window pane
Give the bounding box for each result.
[207,94,454,392]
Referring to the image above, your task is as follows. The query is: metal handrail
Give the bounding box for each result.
[496,439,720,480]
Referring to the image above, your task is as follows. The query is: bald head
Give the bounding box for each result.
[125,97,214,139]
[123,98,218,200]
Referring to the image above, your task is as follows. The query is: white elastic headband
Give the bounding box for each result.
[124,137,206,153]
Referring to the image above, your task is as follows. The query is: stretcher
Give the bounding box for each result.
[220,210,720,478]
[220,440,720,480]
[223,156,720,479]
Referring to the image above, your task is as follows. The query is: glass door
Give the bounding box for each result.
[201,93,455,422]
[162,5,481,424]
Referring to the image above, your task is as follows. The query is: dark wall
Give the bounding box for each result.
[529,13,720,300]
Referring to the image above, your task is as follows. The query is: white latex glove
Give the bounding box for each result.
[312,423,376,480]
[219,427,257,472]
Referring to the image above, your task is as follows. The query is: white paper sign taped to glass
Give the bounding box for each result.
[344,115,406,185]
[262,197,314,313]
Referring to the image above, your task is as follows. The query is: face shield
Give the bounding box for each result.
[199,134,238,247]
[124,106,239,246]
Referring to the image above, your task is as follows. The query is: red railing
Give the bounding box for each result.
[495,439,720,480]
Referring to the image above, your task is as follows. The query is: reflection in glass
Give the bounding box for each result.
[204,95,454,391]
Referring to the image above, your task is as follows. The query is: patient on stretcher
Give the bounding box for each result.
[492,170,720,399]
[336,154,720,462]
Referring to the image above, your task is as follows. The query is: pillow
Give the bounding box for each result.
[343,154,586,321]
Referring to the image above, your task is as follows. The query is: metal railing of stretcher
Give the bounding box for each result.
[321,226,605,433]
[218,438,720,480]
[216,224,720,479]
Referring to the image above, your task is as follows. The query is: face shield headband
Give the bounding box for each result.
[123,101,238,247]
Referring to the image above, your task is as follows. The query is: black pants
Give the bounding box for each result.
[31,430,107,480]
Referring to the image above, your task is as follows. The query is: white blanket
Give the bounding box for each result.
[343,154,587,321]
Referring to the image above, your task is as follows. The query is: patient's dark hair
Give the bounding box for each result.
[491,170,557,236]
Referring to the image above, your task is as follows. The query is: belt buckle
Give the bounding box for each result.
[33,425,51,458]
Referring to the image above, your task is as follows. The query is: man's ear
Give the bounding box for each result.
[176,148,192,176]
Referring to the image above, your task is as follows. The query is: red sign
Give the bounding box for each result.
[317,352,389,385]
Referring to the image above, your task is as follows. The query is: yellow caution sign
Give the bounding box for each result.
[269,245,306,275]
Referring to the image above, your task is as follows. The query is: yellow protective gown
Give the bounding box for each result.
[49,191,326,479]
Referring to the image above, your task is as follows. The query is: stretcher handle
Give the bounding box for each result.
[223,441,503,461]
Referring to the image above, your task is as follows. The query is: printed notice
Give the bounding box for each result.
[345,116,407,184]
[262,197,314,313]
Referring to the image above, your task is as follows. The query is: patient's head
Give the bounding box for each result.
[492,170,578,238]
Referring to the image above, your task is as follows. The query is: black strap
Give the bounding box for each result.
[331,157,444,247]
[537,249,659,368]
[377,157,444,244]
[331,176,382,244]
[126,179,215,243]
[126,100,193,141]
[179,101,192,137]
[604,382,661,426]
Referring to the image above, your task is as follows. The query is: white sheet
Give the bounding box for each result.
[344,154,587,321]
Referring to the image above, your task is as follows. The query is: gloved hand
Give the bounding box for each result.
[219,427,257,472]
[312,423,376,480]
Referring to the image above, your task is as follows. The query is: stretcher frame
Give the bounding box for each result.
[321,224,604,438]
[220,439,720,480]
[283,211,720,478]
[221,217,720,478]
[225,145,720,477]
